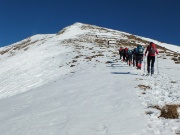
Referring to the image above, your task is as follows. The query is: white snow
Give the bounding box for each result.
[0,23,180,135]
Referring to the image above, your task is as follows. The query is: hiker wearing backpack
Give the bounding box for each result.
[127,49,133,66]
[136,45,144,69]
[132,48,137,67]
[123,47,128,61]
[145,42,158,75]
[119,47,123,60]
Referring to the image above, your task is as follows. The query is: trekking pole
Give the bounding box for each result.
[144,55,145,74]
[157,55,159,74]
[143,43,148,74]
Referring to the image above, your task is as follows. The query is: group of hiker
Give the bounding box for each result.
[118,42,158,75]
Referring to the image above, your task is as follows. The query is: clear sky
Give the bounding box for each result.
[0,0,180,47]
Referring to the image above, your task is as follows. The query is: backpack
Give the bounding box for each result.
[132,48,137,54]
[127,50,132,55]
[124,48,128,54]
[149,43,156,55]
[121,49,125,54]
[137,45,144,54]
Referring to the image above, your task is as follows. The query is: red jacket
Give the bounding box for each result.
[124,47,128,52]
[119,47,123,51]
[145,44,158,56]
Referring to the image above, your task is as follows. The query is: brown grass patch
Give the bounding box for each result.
[0,48,11,55]
[171,57,178,61]
[166,53,174,56]
[150,104,180,119]
[170,81,177,83]
[57,27,67,35]
[158,51,165,53]
[72,60,77,63]
[176,131,180,135]
[84,56,93,60]
[74,55,84,59]
[112,51,119,55]
[142,92,146,94]
[89,47,94,50]
[175,61,180,64]
[94,39,107,44]
[70,65,75,67]
[24,47,29,51]
[138,84,151,90]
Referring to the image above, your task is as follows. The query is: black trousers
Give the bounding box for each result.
[147,56,155,74]
[136,54,143,66]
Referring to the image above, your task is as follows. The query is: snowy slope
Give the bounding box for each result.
[0,22,180,135]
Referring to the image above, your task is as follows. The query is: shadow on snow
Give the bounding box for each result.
[111,72,138,75]
[106,64,129,68]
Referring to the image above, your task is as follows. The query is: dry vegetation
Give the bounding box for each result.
[0,38,40,56]
[57,27,68,35]
[58,24,180,65]
[137,84,151,90]
[150,104,180,119]
[176,131,180,135]
[0,48,11,55]
[170,53,180,64]
[94,39,108,45]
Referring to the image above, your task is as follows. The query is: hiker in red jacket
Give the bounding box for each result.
[145,42,158,75]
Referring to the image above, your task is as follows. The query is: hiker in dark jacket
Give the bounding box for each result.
[132,48,137,67]
[145,42,158,75]
[126,49,133,66]
[136,45,144,69]
[119,47,123,60]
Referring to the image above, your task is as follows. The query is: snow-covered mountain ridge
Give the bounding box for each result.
[0,22,180,98]
[1,22,180,97]
[0,22,180,135]
[1,22,180,57]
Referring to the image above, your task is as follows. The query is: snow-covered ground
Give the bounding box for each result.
[0,23,180,135]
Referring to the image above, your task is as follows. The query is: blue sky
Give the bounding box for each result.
[0,0,180,47]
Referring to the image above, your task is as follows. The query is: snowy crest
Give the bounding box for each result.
[0,22,180,99]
